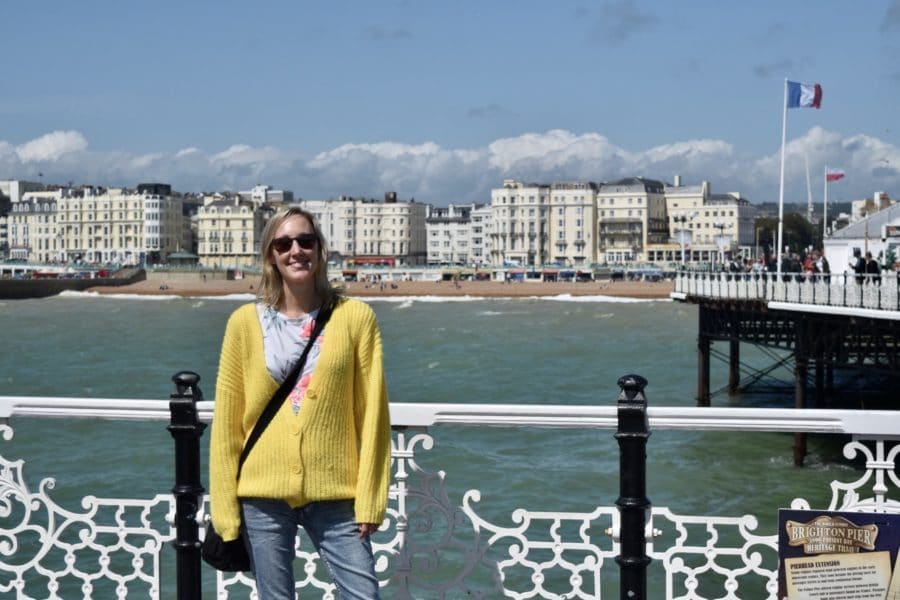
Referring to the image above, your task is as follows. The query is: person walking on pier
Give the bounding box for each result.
[209,207,392,600]
[814,250,830,283]
[865,251,881,285]
[851,249,866,285]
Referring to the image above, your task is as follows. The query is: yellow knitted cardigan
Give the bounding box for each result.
[209,297,392,541]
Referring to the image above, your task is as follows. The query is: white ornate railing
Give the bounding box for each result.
[1,396,898,599]
[673,271,900,317]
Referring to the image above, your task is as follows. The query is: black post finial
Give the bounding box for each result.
[172,371,202,399]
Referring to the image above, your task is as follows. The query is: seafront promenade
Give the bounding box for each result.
[86,277,675,299]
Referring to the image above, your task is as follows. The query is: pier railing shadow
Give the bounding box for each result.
[0,374,898,599]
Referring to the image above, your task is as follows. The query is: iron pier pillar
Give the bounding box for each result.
[697,334,710,407]
[729,337,740,394]
[793,320,808,466]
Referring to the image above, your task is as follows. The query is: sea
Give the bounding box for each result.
[0,291,855,598]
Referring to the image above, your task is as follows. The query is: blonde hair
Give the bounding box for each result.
[257,207,340,310]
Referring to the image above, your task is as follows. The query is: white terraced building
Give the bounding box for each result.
[489,177,755,267]
[658,177,756,265]
[196,193,273,269]
[8,191,60,262]
[300,193,428,267]
[8,184,184,265]
[425,203,486,266]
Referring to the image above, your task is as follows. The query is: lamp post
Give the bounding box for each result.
[672,211,696,267]
[713,222,728,269]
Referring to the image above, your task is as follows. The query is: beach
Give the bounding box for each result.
[86,276,675,299]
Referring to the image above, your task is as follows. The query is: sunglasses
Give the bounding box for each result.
[272,234,318,253]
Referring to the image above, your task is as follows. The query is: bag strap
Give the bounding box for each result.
[236,301,334,478]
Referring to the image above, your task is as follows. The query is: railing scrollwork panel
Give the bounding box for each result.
[1,400,898,599]
[0,423,175,600]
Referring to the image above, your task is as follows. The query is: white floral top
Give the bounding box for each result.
[257,303,326,415]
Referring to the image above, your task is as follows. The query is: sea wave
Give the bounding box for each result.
[57,291,255,301]
[361,294,668,304]
[538,294,670,303]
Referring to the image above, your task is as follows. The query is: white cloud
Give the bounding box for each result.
[1,128,897,206]
[15,130,88,162]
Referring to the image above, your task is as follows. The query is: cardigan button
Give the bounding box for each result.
[291,424,301,435]
[291,463,302,474]
[306,390,317,400]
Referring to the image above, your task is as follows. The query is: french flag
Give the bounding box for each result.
[825,168,845,182]
[787,81,822,109]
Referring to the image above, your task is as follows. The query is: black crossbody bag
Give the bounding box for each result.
[201,303,333,572]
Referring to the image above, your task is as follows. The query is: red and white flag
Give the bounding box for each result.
[825,168,845,182]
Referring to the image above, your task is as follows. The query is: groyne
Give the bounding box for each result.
[0,267,146,300]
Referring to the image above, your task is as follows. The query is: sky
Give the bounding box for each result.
[2,0,899,207]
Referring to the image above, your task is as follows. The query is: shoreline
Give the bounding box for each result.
[86,277,675,300]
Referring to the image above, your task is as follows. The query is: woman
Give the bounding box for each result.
[209,207,392,599]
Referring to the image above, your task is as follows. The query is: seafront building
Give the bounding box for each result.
[549,181,597,266]
[8,184,184,265]
[487,176,754,268]
[0,179,43,204]
[195,193,274,269]
[597,177,668,264]
[824,197,900,272]
[425,203,485,266]
[0,192,10,257]
[656,177,756,264]
[8,190,60,262]
[2,175,765,271]
[299,193,427,267]
[239,184,294,207]
[488,180,549,267]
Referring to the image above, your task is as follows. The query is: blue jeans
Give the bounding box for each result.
[241,498,380,600]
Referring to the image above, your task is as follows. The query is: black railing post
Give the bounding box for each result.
[168,371,206,600]
[614,374,651,600]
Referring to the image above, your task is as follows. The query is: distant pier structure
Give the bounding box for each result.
[672,271,900,464]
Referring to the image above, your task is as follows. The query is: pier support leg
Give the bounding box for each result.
[793,320,808,467]
[615,374,651,600]
[168,371,206,600]
[728,338,740,394]
[814,357,824,409]
[697,335,710,407]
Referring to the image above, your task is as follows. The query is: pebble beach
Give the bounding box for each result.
[87,277,675,299]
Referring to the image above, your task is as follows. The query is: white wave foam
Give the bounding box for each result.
[55,291,667,304]
[362,294,668,304]
[193,293,255,301]
[56,290,255,302]
[59,290,176,301]
[356,295,484,303]
[537,294,670,303]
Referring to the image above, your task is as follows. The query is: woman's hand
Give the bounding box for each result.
[358,523,379,538]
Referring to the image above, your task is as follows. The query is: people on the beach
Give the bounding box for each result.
[209,207,392,599]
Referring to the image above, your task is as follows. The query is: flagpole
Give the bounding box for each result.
[823,166,828,241]
[776,79,788,279]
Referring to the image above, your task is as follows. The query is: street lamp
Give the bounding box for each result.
[672,211,697,267]
[755,226,763,261]
[713,222,729,268]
